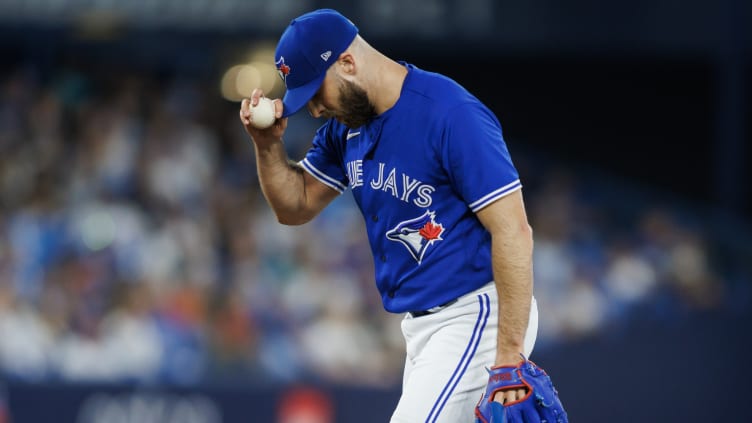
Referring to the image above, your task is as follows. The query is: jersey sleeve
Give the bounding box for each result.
[298,121,349,194]
[442,101,521,212]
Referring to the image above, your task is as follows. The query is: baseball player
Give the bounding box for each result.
[239,9,567,423]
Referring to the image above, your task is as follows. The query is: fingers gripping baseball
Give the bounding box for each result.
[239,89,287,143]
[475,359,568,423]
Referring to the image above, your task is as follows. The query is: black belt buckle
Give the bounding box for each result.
[409,299,458,318]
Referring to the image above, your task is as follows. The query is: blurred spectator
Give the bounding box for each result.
[0,284,54,380]
[99,282,163,382]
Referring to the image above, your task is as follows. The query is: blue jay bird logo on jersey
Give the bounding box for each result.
[386,211,445,264]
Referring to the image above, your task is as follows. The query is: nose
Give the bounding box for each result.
[307,99,325,118]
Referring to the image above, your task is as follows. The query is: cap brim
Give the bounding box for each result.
[281,72,327,118]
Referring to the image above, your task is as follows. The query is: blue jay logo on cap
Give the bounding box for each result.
[275,57,291,87]
[386,211,445,264]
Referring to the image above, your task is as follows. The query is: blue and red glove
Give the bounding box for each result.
[475,359,567,423]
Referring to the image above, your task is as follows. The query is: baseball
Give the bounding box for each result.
[249,97,276,129]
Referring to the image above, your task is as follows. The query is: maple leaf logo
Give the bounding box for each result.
[419,221,443,240]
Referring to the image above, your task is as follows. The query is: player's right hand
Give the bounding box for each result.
[239,88,287,147]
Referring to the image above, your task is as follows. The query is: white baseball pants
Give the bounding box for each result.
[390,282,538,423]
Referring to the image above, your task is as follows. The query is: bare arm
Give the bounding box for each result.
[240,90,340,225]
[475,189,534,402]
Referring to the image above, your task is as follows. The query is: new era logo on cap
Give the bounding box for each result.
[274,9,358,117]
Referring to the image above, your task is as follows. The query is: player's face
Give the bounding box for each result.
[307,73,376,128]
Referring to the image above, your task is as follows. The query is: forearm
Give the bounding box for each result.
[492,225,534,365]
[254,139,311,225]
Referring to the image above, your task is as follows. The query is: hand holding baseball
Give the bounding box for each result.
[239,89,287,144]
[248,97,276,129]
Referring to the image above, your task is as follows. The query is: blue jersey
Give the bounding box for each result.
[300,64,521,313]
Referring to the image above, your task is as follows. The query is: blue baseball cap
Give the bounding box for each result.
[275,9,359,117]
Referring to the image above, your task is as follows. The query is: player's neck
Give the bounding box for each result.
[370,58,408,115]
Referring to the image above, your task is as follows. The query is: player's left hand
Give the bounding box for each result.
[475,358,568,423]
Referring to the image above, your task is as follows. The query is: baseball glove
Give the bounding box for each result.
[475,358,567,423]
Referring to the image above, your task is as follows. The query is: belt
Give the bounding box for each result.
[409,299,458,318]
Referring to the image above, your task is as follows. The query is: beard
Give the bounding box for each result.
[335,78,377,128]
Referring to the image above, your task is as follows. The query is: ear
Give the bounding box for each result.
[337,51,356,76]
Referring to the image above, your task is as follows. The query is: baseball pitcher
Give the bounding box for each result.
[239,9,567,423]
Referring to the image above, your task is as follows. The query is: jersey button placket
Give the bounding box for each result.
[380,254,386,262]
[371,215,378,222]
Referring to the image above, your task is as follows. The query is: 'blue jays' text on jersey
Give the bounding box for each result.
[299,64,521,313]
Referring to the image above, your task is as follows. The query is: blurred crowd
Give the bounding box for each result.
[0,62,740,388]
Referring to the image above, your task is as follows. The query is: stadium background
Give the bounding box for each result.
[0,0,750,421]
